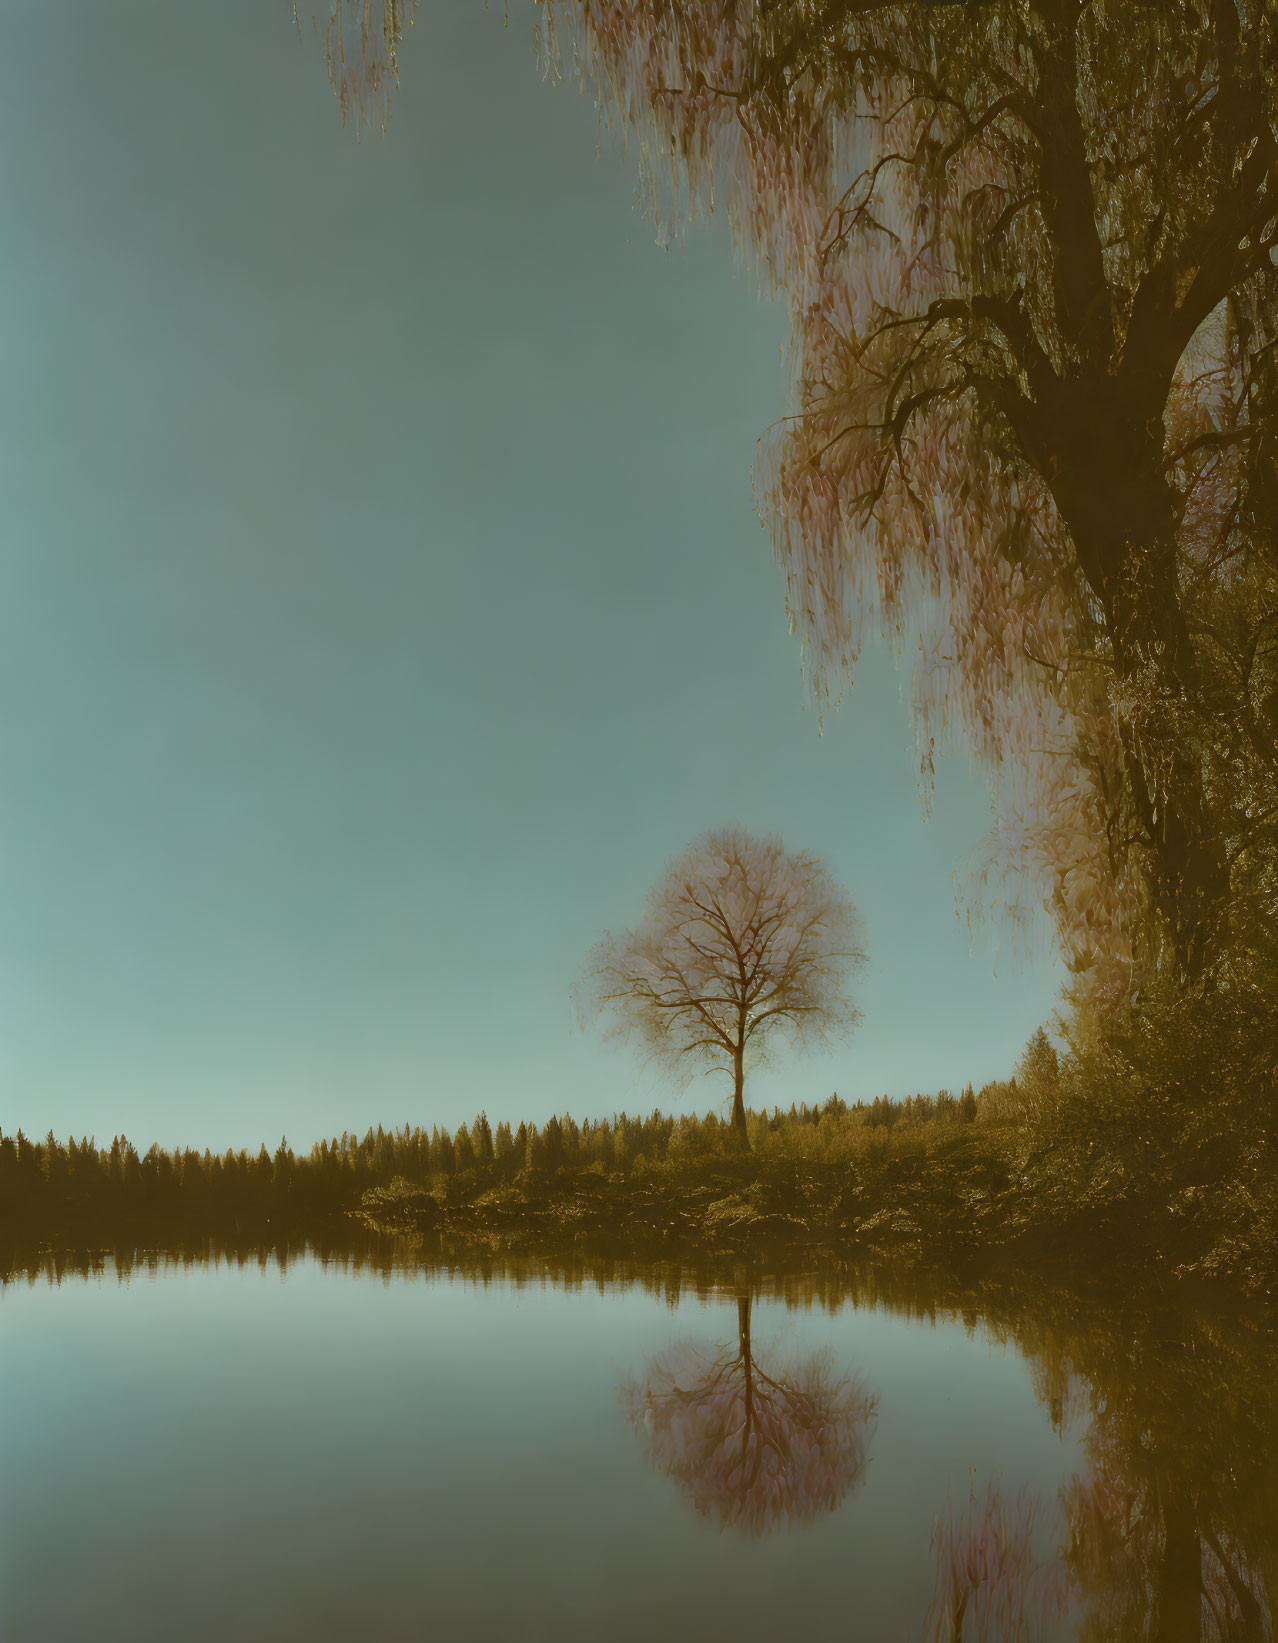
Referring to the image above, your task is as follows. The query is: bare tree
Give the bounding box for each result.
[584,826,864,1140]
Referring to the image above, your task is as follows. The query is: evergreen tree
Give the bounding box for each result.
[432,1128,456,1176]
[454,1123,476,1173]
[542,1116,565,1171]
[473,1113,494,1169]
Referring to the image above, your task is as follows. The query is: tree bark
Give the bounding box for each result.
[1020,19,1235,977]
[1152,1494,1203,1643]
[1035,373,1229,976]
[731,1045,748,1143]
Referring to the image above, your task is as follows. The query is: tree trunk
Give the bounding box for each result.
[1043,377,1229,976]
[1027,25,1226,977]
[737,1294,754,1480]
[731,1046,748,1144]
[1152,1494,1202,1643]
[1103,555,1227,979]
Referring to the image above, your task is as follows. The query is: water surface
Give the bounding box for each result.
[2,1252,1271,1641]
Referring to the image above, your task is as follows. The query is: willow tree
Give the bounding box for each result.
[299,0,417,130]
[526,2,1278,991]
[584,826,864,1139]
[620,1292,877,1536]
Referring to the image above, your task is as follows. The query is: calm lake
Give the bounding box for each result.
[2,1250,1272,1642]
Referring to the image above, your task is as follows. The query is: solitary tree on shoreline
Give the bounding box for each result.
[584,826,865,1141]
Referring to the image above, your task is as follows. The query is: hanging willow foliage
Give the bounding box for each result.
[299,0,418,131]
[531,1,1278,992]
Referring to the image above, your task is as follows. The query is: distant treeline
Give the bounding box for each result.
[0,1085,988,1249]
[6,1037,1274,1295]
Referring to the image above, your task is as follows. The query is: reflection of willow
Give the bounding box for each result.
[1062,1440,1272,1643]
[620,1293,876,1538]
[927,1474,1068,1643]
[1055,1301,1276,1643]
[930,1464,1272,1643]
[925,1301,1277,1643]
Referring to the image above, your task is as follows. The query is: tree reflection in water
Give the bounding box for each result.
[7,1242,1274,1637]
[928,1474,1069,1643]
[1060,1420,1273,1643]
[619,1292,877,1538]
[926,1297,1277,1643]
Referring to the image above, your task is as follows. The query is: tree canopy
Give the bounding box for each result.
[584,826,865,1136]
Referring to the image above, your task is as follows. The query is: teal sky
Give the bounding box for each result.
[0,1,1063,1152]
